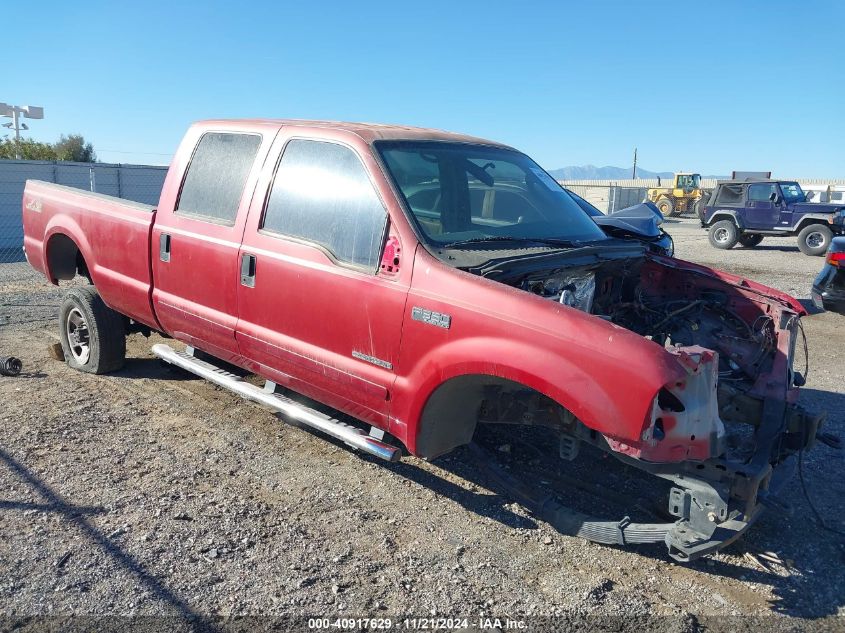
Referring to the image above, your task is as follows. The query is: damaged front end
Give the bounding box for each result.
[472,250,824,561]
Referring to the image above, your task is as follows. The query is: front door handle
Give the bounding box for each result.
[159,233,171,262]
[240,253,256,288]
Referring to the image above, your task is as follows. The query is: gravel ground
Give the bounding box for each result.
[0,220,843,630]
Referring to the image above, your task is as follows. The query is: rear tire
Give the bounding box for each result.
[738,234,764,248]
[656,198,676,217]
[708,220,739,249]
[797,224,832,256]
[59,286,126,374]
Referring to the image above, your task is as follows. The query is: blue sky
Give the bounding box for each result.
[4,1,843,177]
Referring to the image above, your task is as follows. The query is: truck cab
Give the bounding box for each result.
[700,179,845,255]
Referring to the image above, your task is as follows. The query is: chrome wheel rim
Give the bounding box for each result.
[66,308,91,364]
[713,228,730,244]
[806,232,826,249]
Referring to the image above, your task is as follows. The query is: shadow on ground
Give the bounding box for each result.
[114,355,251,381]
[113,357,202,381]
[0,447,216,630]
[741,244,803,254]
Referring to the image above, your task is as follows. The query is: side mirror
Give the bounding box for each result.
[769,192,781,204]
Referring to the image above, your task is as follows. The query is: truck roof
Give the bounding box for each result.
[196,118,511,148]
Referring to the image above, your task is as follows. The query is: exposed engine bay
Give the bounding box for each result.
[508,255,811,460]
[514,258,780,390]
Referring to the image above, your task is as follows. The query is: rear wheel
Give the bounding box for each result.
[738,234,764,248]
[709,220,739,249]
[59,286,126,374]
[656,198,676,217]
[797,224,832,256]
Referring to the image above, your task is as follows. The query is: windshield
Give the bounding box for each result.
[376,141,608,247]
[780,182,805,203]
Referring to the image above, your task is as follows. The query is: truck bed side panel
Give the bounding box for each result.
[22,180,159,328]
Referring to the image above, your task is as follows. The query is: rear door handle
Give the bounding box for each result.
[159,233,171,262]
[240,253,256,287]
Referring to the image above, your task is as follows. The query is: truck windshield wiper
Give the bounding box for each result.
[443,236,581,248]
[442,236,530,248]
[525,237,584,248]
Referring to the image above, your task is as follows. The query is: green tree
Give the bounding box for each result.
[0,138,57,160]
[0,133,98,161]
[53,134,96,162]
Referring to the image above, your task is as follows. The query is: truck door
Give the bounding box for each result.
[151,125,276,362]
[745,183,780,230]
[235,132,409,430]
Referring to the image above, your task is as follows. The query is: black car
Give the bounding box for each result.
[812,236,845,313]
[565,189,674,256]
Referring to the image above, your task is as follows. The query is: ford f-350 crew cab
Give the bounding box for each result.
[22,119,823,561]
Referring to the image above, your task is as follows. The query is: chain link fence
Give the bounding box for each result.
[0,159,166,282]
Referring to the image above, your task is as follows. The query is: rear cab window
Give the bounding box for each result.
[176,132,262,225]
[260,139,388,271]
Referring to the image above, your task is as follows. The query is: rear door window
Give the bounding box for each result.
[176,132,262,225]
[261,139,387,270]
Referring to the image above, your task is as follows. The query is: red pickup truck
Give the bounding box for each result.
[22,119,822,561]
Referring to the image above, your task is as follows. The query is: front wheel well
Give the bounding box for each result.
[46,233,90,283]
[415,374,565,459]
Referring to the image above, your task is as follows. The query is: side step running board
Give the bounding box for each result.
[151,344,401,462]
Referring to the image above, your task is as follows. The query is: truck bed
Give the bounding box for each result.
[22,180,159,329]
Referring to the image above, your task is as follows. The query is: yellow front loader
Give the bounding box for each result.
[646,173,708,217]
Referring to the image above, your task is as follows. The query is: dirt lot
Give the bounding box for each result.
[1,219,843,629]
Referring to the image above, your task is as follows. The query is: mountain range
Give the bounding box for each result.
[548,165,726,180]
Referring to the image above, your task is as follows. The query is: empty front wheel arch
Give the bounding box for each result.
[416,375,488,459]
[415,375,565,459]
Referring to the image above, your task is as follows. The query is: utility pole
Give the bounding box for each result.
[632,147,637,179]
[0,103,45,159]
